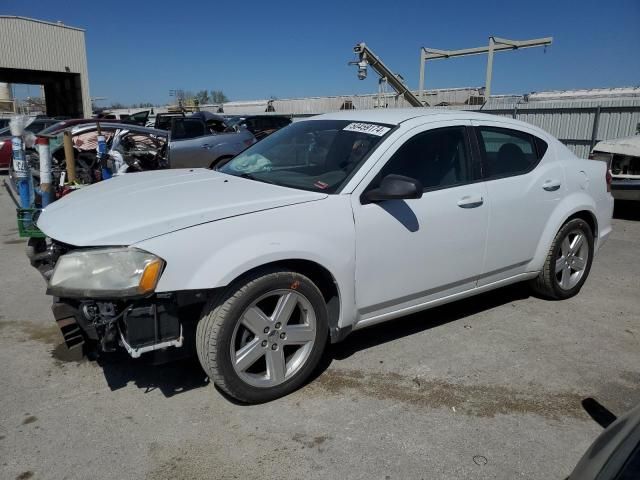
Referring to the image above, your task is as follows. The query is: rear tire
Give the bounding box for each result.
[531,218,594,299]
[196,268,328,403]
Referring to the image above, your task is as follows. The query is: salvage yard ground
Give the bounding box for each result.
[0,179,639,480]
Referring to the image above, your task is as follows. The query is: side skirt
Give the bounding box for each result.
[352,271,538,332]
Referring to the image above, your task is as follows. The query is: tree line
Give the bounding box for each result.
[105,90,229,110]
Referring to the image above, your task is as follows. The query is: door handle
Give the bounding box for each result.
[457,195,484,208]
[543,179,561,191]
[201,144,212,149]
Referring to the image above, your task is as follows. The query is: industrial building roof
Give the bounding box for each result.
[0,16,84,31]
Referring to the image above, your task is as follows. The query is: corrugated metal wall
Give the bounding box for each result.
[0,16,91,116]
[227,94,639,158]
[116,93,640,160]
[475,99,640,157]
[264,88,484,115]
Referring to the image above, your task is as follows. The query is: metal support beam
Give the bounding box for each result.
[418,49,426,101]
[590,106,602,150]
[419,36,552,100]
[485,37,496,98]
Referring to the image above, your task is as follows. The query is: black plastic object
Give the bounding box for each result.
[122,301,180,348]
[362,174,423,204]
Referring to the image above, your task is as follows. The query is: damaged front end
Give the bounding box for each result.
[51,295,194,359]
[27,238,203,361]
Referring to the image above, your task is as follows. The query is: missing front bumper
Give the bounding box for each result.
[119,325,183,358]
[51,296,187,359]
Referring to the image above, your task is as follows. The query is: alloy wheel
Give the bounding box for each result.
[555,229,590,290]
[230,289,317,388]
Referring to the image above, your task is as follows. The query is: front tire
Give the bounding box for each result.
[531,218,594,299]
[196,268,328,403]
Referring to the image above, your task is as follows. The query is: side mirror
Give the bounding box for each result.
[362,174,423,204]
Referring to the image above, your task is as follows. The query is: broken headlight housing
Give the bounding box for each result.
[48,248,164,298]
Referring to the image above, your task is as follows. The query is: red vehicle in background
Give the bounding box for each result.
[0,118,59,170]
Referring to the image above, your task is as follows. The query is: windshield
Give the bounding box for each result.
[217,119,393,193]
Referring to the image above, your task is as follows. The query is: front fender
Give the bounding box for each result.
[528,191,597,272]
[135,196,357,329]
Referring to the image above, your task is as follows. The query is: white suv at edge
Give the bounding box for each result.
[33,109,614,403]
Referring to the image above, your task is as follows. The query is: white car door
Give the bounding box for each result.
[351,121,489,325]
[471,121,565,285]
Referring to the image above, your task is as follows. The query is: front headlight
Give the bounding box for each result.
[48,248,164,298]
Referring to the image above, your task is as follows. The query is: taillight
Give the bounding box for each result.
[605,169,612,193]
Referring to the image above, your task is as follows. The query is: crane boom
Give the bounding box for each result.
[351,43,424,107]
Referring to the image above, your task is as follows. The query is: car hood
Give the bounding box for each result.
[37,169,327,246]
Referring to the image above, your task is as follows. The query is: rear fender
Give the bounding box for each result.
[528,192,597,272]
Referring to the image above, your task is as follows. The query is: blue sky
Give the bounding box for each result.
[4,0,640,105]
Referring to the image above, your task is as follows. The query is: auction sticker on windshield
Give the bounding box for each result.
[343,122,391,136]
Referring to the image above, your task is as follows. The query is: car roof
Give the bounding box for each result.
[190,111,225,122]
[66,122,167,136]
[311,108,508,125]
[311,108,554,139]
[42,118,113,133]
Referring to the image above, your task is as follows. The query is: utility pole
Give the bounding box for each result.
[419,36,552,101]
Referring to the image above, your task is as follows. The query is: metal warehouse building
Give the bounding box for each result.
[0,16,91,117]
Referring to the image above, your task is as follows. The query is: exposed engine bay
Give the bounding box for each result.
[26,237,203,362]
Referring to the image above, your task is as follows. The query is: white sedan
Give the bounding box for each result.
[34,109,614,403]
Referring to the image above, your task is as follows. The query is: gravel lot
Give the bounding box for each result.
[1,179,639,480]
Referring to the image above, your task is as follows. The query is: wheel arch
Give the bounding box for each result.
[213,258,343,342]
[529,192,599,272]
[566,210,598,239]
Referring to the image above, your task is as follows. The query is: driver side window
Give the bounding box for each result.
[378,126,473,191]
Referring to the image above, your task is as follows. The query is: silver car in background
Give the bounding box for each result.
[168,111,257,168]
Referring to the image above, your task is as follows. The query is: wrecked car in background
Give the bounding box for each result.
[150,112,185,130]
[94,109,151,126]
[8,112,265,204]
[9,123,169,199]
[224,115,292,140]
[0,117,60,170]
[590,134,640,201]
[167,111,257,168]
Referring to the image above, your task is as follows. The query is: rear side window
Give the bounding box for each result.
[378,126,473,191]
[476,127,540,179]
[534,136,548,159]
[171,119,206,140]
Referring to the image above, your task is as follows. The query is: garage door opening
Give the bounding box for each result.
[0,17,91,119]
[0,69,83,118]
[0,82,49,116]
